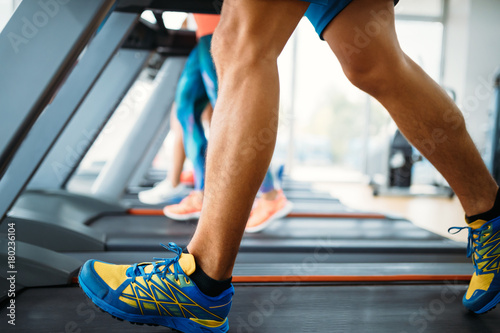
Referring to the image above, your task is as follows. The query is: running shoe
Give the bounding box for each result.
[449,216,500,313]
[78,243,233,332]
[138,179,187,205]
[245,190,293,233]
[164,191,203,221]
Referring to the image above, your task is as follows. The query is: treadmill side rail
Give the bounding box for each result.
[91,57,187,202]
[0,0,116,186]
[0,10,135,221]
[29,48,150,191]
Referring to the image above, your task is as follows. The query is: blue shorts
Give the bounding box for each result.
[303,0,399,39]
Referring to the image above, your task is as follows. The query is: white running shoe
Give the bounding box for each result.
[138,180,187,205]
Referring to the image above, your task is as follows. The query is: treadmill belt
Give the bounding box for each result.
[90,215,465,253]
[92,216,438,239]
[279,190,340,201]
[67,251,471,266]
[3,284,498,333]
[65,249,473,276]
[281,178,317,191]
[122,190,342,210]
[288,200,354,213]
[123,198,350,214]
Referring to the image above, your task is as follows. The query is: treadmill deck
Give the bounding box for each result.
[3,284,499,333]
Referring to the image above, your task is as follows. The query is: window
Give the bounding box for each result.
[0,0,21,33]
[276,0,446,182]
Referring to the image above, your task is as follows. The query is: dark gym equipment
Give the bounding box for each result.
[389,130,416,188]
[370,88,458,198]
[371,129,454,198]
[0,0,119,221]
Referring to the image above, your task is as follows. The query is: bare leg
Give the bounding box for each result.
[261,190,278,200]
[201,103,214,128]
[322,0,497,216]
[187,0,309,280]
[260,169,278,200]
[168,104,185,188]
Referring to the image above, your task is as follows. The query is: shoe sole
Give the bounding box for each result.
[138,195,184,205]
[138,190,187,205]
[245,201,294,233]
[163,208,202,221]
[473,291,500,314]
[79,275,229,333]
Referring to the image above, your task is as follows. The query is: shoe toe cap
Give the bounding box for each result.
[463,288,500,313]
[79,260,110,299]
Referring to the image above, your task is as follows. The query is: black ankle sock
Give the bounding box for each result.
[467,189,500,223]
[183,249,232,297]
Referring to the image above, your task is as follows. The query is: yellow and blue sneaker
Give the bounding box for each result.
[78,243,233,332]
[450,216,500,314]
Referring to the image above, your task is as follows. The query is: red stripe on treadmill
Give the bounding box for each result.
[127,208,387,219]
[232,275,472,283]
[128,208,164,216]
[287,212,387,219]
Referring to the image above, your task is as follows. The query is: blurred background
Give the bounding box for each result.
[2,0,500,239]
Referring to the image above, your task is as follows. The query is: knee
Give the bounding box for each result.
[210,24,231,68]
[342,55,407,98]
[211,22,279,79]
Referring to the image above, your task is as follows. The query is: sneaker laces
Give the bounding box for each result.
[129,242,186,283]
[449,226,485,272]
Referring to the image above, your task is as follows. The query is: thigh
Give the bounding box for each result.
[322,0,403,69]
[216,0,310,58]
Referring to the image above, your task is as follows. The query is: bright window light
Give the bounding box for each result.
[140,10,156,24]
[162,12,189,30]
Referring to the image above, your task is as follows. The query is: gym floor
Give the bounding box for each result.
[314,182,467,243]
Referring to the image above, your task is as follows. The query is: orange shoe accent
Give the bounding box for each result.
[163,191,203,221]
[180,170,195,186]
[246,191,293,233]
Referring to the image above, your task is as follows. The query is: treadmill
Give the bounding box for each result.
[7,283,500,333]
[123,179,390,218]
[0,1,492,332]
